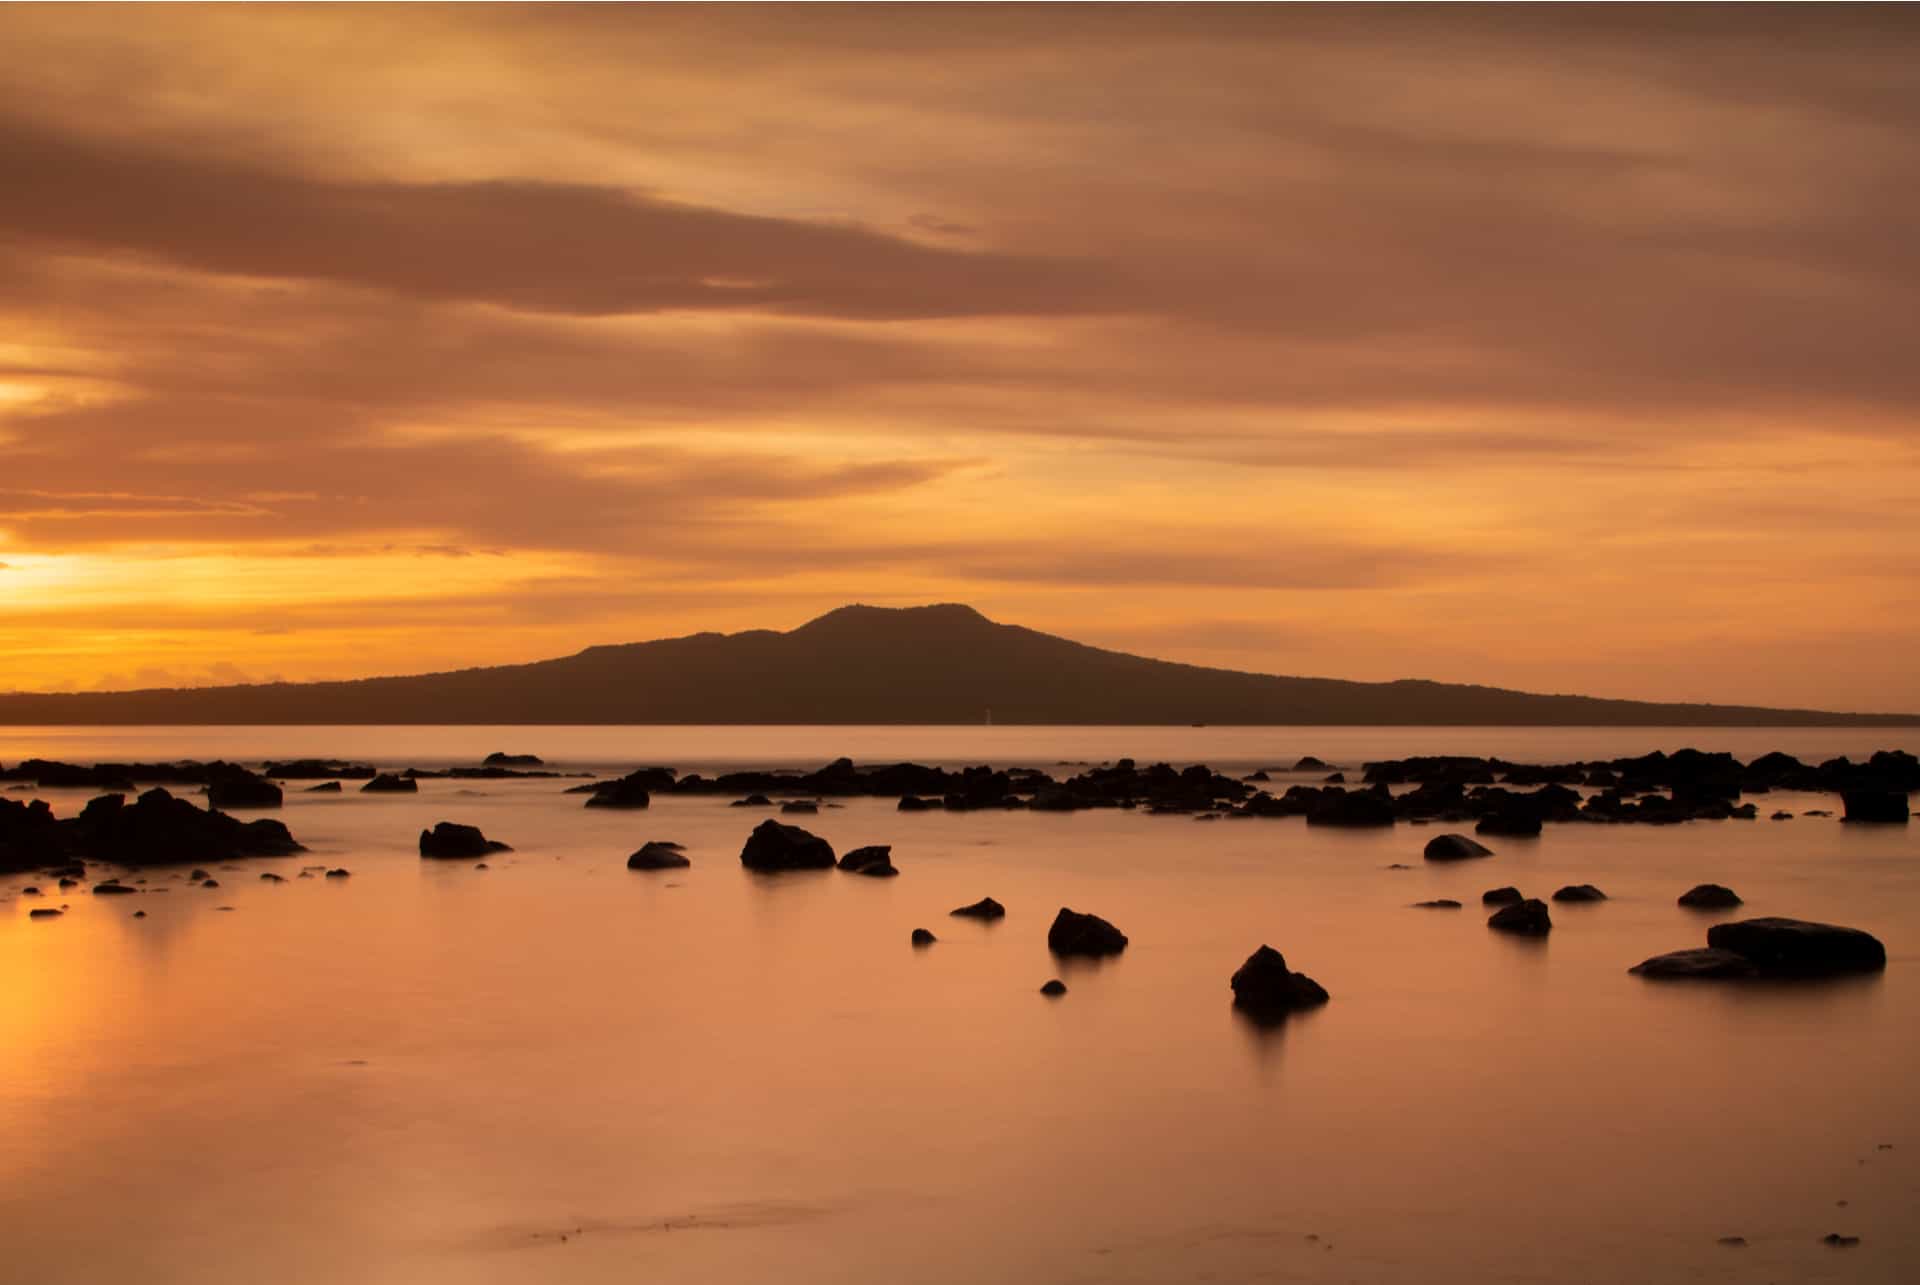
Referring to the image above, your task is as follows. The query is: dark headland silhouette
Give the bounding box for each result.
[2,603,1913,726]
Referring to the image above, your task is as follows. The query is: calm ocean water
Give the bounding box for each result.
[3,726,1916,1284]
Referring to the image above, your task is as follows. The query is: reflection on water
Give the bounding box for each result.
[0,728,1916,1284]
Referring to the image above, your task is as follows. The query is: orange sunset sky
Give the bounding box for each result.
[1,4,1916,710]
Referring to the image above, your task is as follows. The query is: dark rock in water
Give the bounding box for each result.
[1821,1233,1860,1247]
[1322,771,1346,784]
[1040,978,1067,997]
[207,771,283,809]
[1477,811,1542,837]
[261,759,376,780]
[838,845,897,876]
[91,881,136,895]
[627,841,691,870]
[1842,790,1908,824]
[1770,810,1792,820]
[950,896,1006,920]
[260,872,285,883]
[1678,883,1742,909]
[910,927,936,946]
[201,878,220,888]
[1804,809,1832,817]
[58,877,76,889]
[1293,756,1329,770]
[781,800,820,815]
[897,795,940,812]
[1424,833,1493,861]
[419,822,512,859]
[132,909,147,918]
[1229,944,1330,1015]
[483,752,544,767]
[190,868,210,881]
[1243,770,1270,783]
[29,907,61,919]
[730,794,772,808]
[324,867,350,878]
[1482,886,1524,906]
[584,772,652,809]
[1048,907,1129,956]
[21,886,41,896]
[1412,899,1462,909]
[739,818,835,872]
[1716,1236,1747,1247]
[1630,948,1759,979]
[304,781,343,793]
[1488,898,1552,935]
[361,774,417,794]
[13,789,305,869]
[1306,787,1396,828]
[1707,917,1886,976]
[1552,884,1607,903]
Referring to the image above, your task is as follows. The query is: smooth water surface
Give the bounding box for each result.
[3,727,1916,1283]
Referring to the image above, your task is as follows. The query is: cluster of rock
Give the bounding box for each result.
[1632,918,1887,980]
[1,788,303,874]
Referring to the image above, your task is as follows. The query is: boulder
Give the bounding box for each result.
[739,819,835,872]
[837,845,897,877]
[207,772,283,809]
[1229,945,1330,1016]
[418,822,512,859]
[361,774,417,794]
[1706,917,1886,976]
[1039,978,1068,997]
[1424,833,1493,861]
[1482,886,1524,906]
[584,772,652,809]
[627,841,690,870]
[950,896,1006,920]
[1678,883,1742,910]
[1842,791,1909,824]
[910,928,936,946]
[1488,898,1552,935]
[1629,948,1760,979]
[1048,907,1129,957]
[1552,884,1607,903]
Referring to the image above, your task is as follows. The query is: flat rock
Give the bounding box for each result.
[1629,948,1760,979]
[627,841,691,870]
[1048,907,1128,957]
[1424,833,1493,861]
[1707,917,1886,976]
[91,881,137,895]
[1488,898,1552,935]
[29,907,61,919]
[739,819,835,872]
[1412,899,1463,909]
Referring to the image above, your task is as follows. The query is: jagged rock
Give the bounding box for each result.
[1552,884,1607,903]
[1707,918,1886,976]
[950,896,1006,920]
[1488,898,1551,935]
[1229,945,1330,1015]
[1678,883,1741,909]
[1048,907,1128,956]
[361,775,417,794]
[1842,791,1909,824]
[1482,886,1524,906]
[837,845,897,876]
[419,822,512,859]
[627,841,690,870]
[1629,948,1759,979]
[1424,833,1493,861]
[16,790,304,869]
[910,928,936,946]
[739,819,835,872]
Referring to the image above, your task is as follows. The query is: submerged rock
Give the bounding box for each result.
[1048,907,1129,957]
[1482,886,1524,906]
[837,845,897,877]
[1706,917,1886,976]
[739,819,835,872]
[1629,948,1759,979]
[419,822,513,859]
[627,841,691,870]
[1412,899,1463,909]
[950,896,1006,920]
[1424,833,1493,861]
[1552,884,1607,903]
[1229,945,1330,1016]
[1488,898,1552,935]
[1678,883,1742,909]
